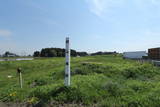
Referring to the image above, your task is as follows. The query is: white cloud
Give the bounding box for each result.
[85,0,160,17]
[0,29,12,37]
[86,0,107,17]
[85,0,125,17]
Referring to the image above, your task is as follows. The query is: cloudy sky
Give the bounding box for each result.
[0,0,160,55]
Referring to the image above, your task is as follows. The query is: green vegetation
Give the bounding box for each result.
[0,55,160,106]
[33,48,88,57]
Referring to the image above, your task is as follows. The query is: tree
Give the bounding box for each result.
[91,51,117,56]
[33,51,40,57]
[34,48,87,57]
[48,49,57,57]
[40,48,48,57]
[71,49,77,57]
[4,51,10,56]
[77,52,88,56]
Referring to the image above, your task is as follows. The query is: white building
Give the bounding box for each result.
[123,51,147,59]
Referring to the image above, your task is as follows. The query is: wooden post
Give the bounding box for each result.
[17,68,23,88]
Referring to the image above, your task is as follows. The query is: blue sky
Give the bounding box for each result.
[0,0,160,55]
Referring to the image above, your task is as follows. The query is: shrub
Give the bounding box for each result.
[122,64,159,80]
[123,68,138,79]
[28,77,50,87]
[102,81,122,97]
[30,85,85,104]
[50,86,84,103]
[72,63,107,75]
[72,68,86,75]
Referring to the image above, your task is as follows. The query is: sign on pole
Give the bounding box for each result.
[65,37,70,86]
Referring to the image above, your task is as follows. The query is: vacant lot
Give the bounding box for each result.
[0,55,160,107]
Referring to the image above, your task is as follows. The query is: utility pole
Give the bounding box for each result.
[65,37,70,86]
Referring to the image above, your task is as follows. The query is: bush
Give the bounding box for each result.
[28,77,50,87]
[72,63,107,75]
[50,86,84,103]
[102,81,122,97]
[30,85,84,104]
[123,68,138,79]
[72,68,87,75]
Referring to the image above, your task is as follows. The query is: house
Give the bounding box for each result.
[7,54,16,57]
[148,47,160,60]
[123,51,147,59]
[3,52,17,57]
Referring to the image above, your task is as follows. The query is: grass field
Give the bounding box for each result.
[0,55,160,107]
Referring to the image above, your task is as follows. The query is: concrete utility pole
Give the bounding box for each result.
[65,37,70,86]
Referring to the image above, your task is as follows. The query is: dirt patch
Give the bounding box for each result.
[0,102,33,107]
[0,102,7,107]
[0,102,92,107]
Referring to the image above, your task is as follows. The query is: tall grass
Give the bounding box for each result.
[0,55,160,106]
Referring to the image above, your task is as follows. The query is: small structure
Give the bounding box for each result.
[7,54,16,57]
[3,52,17,57]
[123,51,147,59]
[148,47,160,60]
[17,67,23,88]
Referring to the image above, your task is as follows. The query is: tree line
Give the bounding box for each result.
[91,51,117,56]
[0,49,117,58]
[33,48,88,57]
